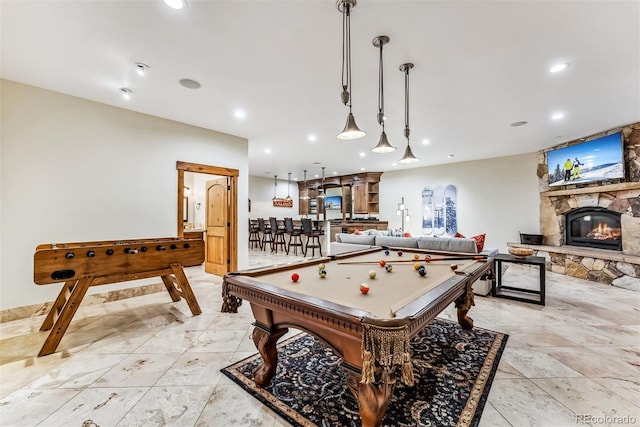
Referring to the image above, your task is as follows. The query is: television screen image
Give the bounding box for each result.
[547,132,625,187]
[324,195,342,210]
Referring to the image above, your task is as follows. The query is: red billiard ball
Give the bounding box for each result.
[379,259,386,267]
[360,283,370,294]
[291,273,300,282]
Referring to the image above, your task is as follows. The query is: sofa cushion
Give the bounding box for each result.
[417,236,478,254]
[374,236,419,249]
[337,233,376,245]
[454,232,486,252]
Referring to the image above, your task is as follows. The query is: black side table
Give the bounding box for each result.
[492,253,546,305]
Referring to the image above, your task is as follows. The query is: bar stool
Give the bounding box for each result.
[249,219,261,249]
[270,217,287,253]
[257,218,272,251]
[284,217,303,255]
[302,218,322,257]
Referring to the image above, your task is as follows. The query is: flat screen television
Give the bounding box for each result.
[324,195,342,210]
[547,132,625,187]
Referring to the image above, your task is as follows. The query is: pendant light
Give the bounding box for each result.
[272,175,278,200]
[318,167,326,198]
[371,35,396,153]
[301,170,310,200]
[286,172,292,200]
[398,63,419,164]
[337,0,366,140]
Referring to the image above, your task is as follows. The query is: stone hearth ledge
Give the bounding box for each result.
[508,242,640,292]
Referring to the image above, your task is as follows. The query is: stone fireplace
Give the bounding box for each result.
[509,123,640,290]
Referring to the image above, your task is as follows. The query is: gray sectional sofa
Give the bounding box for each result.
[331,232,498,256]
[330,231,497,296]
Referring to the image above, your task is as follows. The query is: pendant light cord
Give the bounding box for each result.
[404,66,410,141]
[378,41,384,128]
[341,3,352,110]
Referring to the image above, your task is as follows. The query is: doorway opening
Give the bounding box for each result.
[177,161,239,275]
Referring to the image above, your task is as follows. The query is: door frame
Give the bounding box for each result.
[176,161,239,272]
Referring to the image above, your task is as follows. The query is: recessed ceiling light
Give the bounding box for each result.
[234,109,246,119]
[120,88,132,100]
[549,62,569,73]
[552,112,565,120]
[264,148,271,154]
[422,138,430,145]
[447,154,455,158]
[135,62,149,76]
[359,152,366,157]
[179,79,201,89]
[392,163,397,167]
[308,134,317,142]
[333,171,338,175]
[314,174,319,178]
[360,167,366,171]
[510,121,528,127]
[163,0,187,10]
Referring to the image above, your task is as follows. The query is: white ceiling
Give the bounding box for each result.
[2,0,639,181]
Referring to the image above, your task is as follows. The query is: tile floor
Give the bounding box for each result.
[0,248,639,426]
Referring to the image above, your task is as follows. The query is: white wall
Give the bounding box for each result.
[1,80,249,310]
[379,153,540,252]
[248,175,299,219]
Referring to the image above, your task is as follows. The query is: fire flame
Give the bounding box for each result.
[586,222,621,240]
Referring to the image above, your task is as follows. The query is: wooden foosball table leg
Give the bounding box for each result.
[163,263,202,316]
[38,277,94,357]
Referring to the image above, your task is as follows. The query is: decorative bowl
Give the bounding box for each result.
[508,247,534,258]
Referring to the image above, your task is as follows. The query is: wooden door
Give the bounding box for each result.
[205,177,229,276]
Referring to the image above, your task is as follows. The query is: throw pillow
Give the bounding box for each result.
[403,231,412,238]
[454,232,486,252]
[353,229,361,235]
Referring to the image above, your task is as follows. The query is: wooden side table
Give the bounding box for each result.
[492,253,546,305]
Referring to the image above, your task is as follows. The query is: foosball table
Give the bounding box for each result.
[33,236,205,356]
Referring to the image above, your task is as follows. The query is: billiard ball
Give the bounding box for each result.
[379,259,386,267]
[368,270,377,279]
[319,269,327,278]
[360,283,370,294]
[419,269,427,277]
[397,251,403,256]
[385,265,393,272]
[413,254,420,260]
[413,262,421,270]
[424,255,431,261]
[291,273,300,282]
[318,263,325,270]
[384,249,390,255]
[450,264,458,271]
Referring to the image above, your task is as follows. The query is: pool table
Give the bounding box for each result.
[221,247,492,427]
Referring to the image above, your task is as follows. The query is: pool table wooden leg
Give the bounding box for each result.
[455,283,475,330]
[251,324,289,387]
[345,368,396,427]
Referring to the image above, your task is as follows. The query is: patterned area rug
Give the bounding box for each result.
[221,319,508,427]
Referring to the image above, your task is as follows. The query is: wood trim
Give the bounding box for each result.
[177,161,239,177]
[177,161,239,274]
[540,182,640,197]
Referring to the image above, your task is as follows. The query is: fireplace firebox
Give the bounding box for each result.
[565,207,622,251]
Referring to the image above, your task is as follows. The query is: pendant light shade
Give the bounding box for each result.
[338,113,366,140]
[336,0,366,141]
[399,143,419,164]
[286,172,292,200]
[371,35,396,153]
[398,62,419,164]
